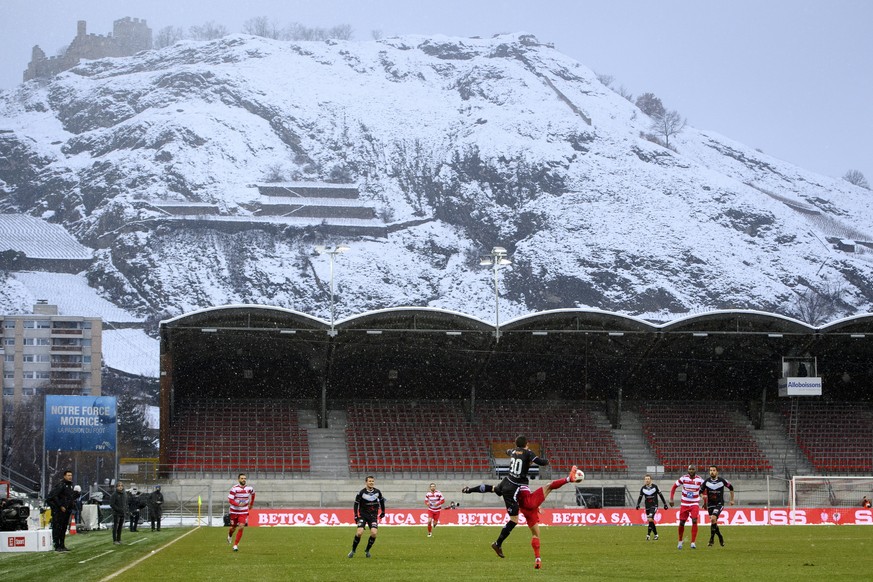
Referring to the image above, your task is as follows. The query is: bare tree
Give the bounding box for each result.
[651,109,686,148]
[843,169,870,190]
[616,85,634,102]
[596,73,614,88]
[371,29,384,40]
[635,92,665,118]
[791,282,844,325]
[243,16,282,39]
[189,21,228,41]
[154,26,186,49]
[327,24,354,40]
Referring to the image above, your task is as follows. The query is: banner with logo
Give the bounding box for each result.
[44,395,117,452]
[249,507,873,527]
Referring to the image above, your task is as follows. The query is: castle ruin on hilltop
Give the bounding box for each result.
[23,17,152,82]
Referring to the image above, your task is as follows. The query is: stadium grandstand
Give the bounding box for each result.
[155,305,873,508]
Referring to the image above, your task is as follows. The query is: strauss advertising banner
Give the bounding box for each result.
[248,507,873,527]
[43,395,117,452]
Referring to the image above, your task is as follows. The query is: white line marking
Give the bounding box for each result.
[79,549,115,563]
[128,537,147,545]
[99,527,200,581]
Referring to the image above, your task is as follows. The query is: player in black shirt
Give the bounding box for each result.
[348,475,386,558]
[461,435,549,558]
[701,465,734,547]
[635,474,669,541]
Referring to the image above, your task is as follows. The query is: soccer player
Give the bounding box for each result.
[669,464,704,550]
[635,474,669,541]
[463,465,580,569]
[227,473,255,552]
[701,465,734,547]
[468,435,549,559]
[348,475,386,558]
[424,482,445,537]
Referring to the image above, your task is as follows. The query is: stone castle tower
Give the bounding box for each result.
[23,17,152,82]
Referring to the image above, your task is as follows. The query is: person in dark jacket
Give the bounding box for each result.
[46,470,79,552]
[109,482,128,545]
[149,486,164,531]
[128,487,143,532]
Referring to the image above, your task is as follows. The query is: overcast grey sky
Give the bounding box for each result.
[2,0,871,183]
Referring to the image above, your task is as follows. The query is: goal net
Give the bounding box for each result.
[790,476,873,512]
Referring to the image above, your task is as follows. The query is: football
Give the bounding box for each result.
[575,469,585,483]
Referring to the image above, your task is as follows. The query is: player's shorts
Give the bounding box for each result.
[678,505,700,522]
[427,509,441,522]
[356,515,379,529]
[707,505,724,518]
[517,487,545,526]
[495,478,521,517]
[645,506,659,519]
[229,512,249,527]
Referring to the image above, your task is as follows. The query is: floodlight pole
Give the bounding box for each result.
[480,246,511,343]
[316,245,350,337]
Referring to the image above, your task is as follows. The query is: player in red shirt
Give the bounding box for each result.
[227,473,255,552]
[424,482,446,537]
[462,465,581,569]
[669,464,704,550]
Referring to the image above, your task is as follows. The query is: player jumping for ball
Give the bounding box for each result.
[462,464,582,569]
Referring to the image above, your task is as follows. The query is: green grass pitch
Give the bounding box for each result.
[1,524,869,581]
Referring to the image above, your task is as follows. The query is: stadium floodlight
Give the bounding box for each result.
[201,328,218,333]
[692,332,708,338]
[479,246,512,342]
[315,244,350,337]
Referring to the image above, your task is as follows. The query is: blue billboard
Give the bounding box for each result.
[44,395,117,452]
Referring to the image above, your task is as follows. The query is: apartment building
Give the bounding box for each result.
[1,301,102,460]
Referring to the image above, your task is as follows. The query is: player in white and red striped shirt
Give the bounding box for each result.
[424,483,446,537]
[669,465,704,550]
[227,473,255,552]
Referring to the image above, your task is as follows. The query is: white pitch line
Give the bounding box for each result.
[99,527,200,581]
[127,537,147,545]
[79,549,115,563]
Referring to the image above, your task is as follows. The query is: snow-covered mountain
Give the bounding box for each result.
[1,32,872,324]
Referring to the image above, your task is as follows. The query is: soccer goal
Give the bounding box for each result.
[790,476,873,512]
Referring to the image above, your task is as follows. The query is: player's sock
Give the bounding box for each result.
[549,477,569,491]
[691,523,698,542]
[235,529,243,545]
[677,523,685,541]
[647,523,653,536]
[366,536,376,551]
[496,520,516,545]
[351,534,361,551]
[651,523,658,536]
[428,523,432,534]
[531,536,541,559]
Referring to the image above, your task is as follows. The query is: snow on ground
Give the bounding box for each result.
[4,271,157,376]
[102,328,159,377]
[10,271,142,322]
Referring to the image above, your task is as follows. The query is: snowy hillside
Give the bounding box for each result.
[0,32,871,326]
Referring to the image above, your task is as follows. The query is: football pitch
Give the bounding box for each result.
[1,524,868,581]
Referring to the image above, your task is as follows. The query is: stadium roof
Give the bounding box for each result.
[160,305,873,407]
